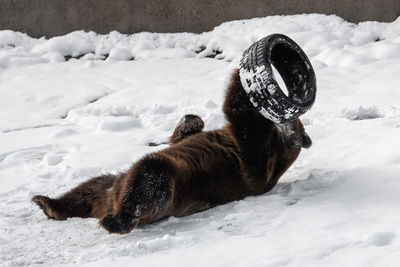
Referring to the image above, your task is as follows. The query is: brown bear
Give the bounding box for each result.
[32,69,312,234]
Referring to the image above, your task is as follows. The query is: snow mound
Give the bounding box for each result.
[342,106,383,120]
[1,14,400,69]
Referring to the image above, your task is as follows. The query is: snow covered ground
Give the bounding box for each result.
[1,14,400,266]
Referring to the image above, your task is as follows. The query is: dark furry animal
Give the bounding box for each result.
[32,70,311,234]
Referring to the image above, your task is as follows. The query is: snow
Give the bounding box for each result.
[1,14,400,266]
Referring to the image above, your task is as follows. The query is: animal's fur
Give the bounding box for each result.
[32,69,312,234]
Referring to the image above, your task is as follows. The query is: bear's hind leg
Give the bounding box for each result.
[32,195,61,220]
[32,173,118,220]
[100,154,175,234]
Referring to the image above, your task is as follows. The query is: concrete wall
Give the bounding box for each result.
[0,0,399,38]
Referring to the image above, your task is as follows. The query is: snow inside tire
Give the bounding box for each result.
[239,34,316,123]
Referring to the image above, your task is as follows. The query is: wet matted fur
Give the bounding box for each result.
[32,69,312,234]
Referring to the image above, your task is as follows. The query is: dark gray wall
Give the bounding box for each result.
[1,0,399,38]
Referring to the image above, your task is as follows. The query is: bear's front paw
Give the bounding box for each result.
[100,214,138,234]
[180,114,204,134]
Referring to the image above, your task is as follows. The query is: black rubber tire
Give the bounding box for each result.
[239,34,316,123]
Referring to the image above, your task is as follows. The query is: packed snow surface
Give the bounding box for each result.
[1,14,400,266]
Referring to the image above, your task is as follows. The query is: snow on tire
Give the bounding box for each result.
[239,34,316,123]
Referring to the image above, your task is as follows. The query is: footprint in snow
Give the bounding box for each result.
[51,128,78,138]
[366,232,396,247]
[151,104,177,115]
